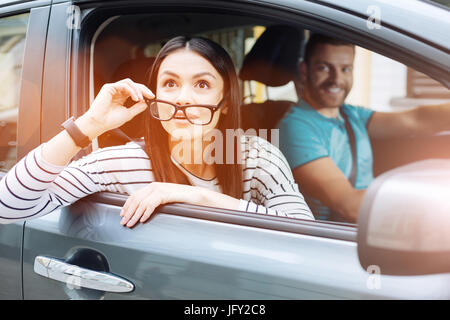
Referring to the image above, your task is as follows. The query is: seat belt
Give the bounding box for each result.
[341,110,357,187]
[329,110,357,222]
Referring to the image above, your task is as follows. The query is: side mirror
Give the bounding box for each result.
[357,159,450,276]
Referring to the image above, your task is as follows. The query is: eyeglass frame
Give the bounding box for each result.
[144,97,227,125]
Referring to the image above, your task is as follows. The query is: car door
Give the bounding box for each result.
[0,0,50,299]
[20,0,450,300]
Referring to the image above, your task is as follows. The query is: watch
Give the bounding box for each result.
[61,116,91,148]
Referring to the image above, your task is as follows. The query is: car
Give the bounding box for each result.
[0,0,449,300]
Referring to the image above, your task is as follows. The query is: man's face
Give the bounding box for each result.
[301,43,354,110]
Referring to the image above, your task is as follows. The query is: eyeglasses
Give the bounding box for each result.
[145,98,226,125]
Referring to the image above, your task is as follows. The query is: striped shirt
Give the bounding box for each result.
[0,135,314,223]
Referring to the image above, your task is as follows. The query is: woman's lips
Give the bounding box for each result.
[172,118,188,122]
[171,117,193,125]
[172,115,202,124]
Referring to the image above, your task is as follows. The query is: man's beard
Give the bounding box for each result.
[304,79,349,109]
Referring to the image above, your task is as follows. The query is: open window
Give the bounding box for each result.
[73,2,449,229]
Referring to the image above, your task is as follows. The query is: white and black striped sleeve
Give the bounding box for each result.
[0,142,152,224]
[238,136,314,220]
[0,144,107,224]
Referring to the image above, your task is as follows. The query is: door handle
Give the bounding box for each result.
[34,256,134,293]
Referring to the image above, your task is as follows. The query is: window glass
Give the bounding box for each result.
[0,13,29,172]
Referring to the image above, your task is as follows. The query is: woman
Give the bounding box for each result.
[0,36,313,227]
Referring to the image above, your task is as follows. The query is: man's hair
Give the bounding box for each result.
[303,33,355,65]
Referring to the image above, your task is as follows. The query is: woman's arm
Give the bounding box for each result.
[0,79,154,224]
[118,136,314,228]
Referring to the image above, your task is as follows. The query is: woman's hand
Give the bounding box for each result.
[78,78,155,139]
[119,182,199,228]
[119,182,240,228]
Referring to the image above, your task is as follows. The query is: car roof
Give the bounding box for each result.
[308,0,449,51]
[45,0,448,52]
[0,0,33,6]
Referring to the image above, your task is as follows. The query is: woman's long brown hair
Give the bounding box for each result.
[144,36,243,199]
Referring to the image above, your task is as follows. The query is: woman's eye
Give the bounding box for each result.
[196,80,210,89]
[163,80,177,88]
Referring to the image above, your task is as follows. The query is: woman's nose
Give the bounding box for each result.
[173,109,186,118]
[174,85,193,106]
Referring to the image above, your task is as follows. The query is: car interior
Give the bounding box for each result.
[84,11,450,223]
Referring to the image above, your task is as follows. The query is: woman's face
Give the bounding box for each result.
[156,49,225,140]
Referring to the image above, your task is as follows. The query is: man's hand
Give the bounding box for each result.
[368,102,450,140]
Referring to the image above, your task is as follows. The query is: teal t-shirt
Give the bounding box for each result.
[278,100,374,220]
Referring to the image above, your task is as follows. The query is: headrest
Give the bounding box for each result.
[112,56,156,84]
[239,25,303,87]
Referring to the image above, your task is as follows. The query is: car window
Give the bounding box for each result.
[0,12,29,172]
[83,9,449,227]
[83,12,316,223]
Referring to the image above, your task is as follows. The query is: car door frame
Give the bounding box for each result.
[0,0,51,300]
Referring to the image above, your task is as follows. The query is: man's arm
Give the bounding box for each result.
[292,157,365,222]
[367,102,450,140]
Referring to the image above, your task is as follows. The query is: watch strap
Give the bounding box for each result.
[61,116,91,148]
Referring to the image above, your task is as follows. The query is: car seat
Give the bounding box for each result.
[239,25,304,138]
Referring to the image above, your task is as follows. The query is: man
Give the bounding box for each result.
[278,33,450,222]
